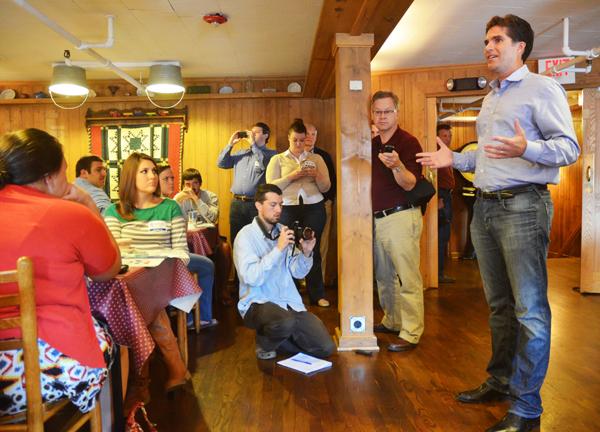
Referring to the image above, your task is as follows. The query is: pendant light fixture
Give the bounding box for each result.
[145,64,186,109]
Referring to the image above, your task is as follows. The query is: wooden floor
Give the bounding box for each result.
[144,258,600,432]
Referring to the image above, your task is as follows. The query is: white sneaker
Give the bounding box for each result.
[317,298,330,307]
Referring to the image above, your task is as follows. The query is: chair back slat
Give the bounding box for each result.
[0,339,23,351]
[0,295,20,308]
[0,270,17,284]
[0,317,21,331]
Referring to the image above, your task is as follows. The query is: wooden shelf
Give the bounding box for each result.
[0,91,304,106]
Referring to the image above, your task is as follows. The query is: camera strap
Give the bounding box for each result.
[256,216,280,241]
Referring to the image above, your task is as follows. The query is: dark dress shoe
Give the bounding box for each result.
[456,382,510,403]
[373,323,398,334]
[387,338,417,352]
[486,413,540,432]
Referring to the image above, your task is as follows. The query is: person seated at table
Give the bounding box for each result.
[74,154,112,214]
[0,128,121,416]
[234,183,336,360]
[173,168,219,224]
[103,153,192,405]
[157,163,217,329]
[157,162,176,198]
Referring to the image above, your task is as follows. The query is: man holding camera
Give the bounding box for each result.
[233,183,335,360]
[217,122,276,245]
[371,90,425,353]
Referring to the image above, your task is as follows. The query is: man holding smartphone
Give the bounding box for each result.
[217,122,277,245]
[371,90,425,353]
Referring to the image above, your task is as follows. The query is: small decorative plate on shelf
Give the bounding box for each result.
[218,85,234,94]
[0,89,16,99]
[287,82,302,93]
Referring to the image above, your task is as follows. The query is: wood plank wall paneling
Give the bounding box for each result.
[0,96,336,247]
[372,62,584,266]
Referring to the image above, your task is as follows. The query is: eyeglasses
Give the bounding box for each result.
[372,109,397,117]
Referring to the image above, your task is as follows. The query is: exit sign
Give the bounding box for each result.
[538,57,576,84]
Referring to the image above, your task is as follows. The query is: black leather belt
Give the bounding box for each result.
[476,184,547,200]
[374,204,413,219]
[233,194,254,202]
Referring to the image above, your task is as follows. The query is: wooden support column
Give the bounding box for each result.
[333,33,378,351]
[580,87,600,293]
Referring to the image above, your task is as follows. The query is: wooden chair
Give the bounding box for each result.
[0,257,102,432]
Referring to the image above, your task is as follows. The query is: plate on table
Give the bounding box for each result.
[218,85,233,94]
[287,82,302,93]
[0,89,16,99]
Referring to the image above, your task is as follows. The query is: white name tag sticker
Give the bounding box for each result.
[148,220,169,232]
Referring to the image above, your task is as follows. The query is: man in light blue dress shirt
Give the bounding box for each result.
[217,122,277,245]
[234,184,335,360]
[417,14,579,432]
[74,155,111,215]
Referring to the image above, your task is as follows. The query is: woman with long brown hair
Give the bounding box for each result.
[103,152,191,409]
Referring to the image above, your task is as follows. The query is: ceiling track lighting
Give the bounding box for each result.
[48,50,89,110]
[145,64,186,109]
[14,0,186,109]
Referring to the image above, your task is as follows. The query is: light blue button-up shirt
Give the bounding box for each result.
[74,177,112,214]
[217,143,277,197]
[453,65,580,191]
[234,217,312,317]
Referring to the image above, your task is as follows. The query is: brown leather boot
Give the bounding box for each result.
[148,309,191,394]
[123,360,151,415]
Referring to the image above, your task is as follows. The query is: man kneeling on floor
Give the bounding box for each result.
[234,183,336,360]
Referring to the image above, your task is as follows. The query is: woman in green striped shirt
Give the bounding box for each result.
[104,152,191,410]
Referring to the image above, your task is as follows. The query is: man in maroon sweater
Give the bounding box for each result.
[371,90,425,352]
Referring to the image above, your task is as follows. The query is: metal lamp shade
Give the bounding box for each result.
[146,64,185,94]
[49,64,89,96]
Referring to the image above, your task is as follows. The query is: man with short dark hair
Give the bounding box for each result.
[217,122,277,245]
[74,155,111,214]
[371,90,425,354]
[233,183,335,360]
[174,168,219,224]
[436,124,456,284]
[417,14,579,432]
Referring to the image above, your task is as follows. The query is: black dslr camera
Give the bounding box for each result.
[291,221,314,246]
[237,131,248,139]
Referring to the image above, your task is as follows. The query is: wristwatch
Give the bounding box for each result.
[392,166,401,173]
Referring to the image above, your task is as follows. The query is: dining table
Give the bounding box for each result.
[186,223,218,256]
[87,258,201,374]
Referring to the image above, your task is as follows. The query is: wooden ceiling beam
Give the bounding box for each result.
[304,0,413,99]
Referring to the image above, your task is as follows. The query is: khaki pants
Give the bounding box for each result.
[373,207,424,344]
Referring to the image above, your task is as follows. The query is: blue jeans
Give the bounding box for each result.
[230,199,257,246]
[187,253,215,321]
[438,188,452,277]
[471,188,553,418]
[280,201,326,303]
